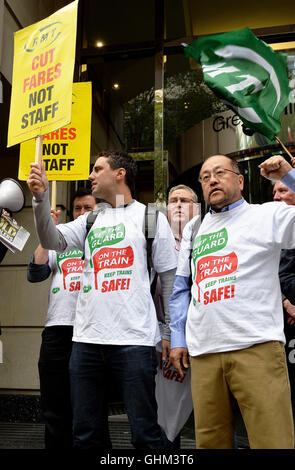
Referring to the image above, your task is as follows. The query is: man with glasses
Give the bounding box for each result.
[154,185,199,447]
[167,185,199,248]
[169,153,295,449]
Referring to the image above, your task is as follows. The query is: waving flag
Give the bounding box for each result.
[184,28,290,141]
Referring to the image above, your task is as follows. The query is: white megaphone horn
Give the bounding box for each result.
[0,178,25,214]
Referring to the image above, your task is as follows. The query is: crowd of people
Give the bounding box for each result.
[22,150,295,450]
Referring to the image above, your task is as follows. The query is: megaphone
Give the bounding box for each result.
[0,178,25,214]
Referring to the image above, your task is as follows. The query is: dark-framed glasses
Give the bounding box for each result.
[199,168,240,184]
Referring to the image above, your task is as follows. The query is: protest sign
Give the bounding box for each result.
[18,82,92,181]
[7,0,78,148]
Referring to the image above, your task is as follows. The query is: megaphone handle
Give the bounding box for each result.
[35,135,43,165]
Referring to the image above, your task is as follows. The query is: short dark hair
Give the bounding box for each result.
[99,150,138,196]
[72,187,93,200]
[69,187,94,220]
[226,156,241,174]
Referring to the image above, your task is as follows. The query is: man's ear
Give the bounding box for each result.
[238,174,244,191]
[116,167,126,182]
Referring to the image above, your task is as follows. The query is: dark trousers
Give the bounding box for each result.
[69,342,168,450]
[284,319,295,407]
[38,326,74,449]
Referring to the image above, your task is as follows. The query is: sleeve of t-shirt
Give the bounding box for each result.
[56,213,88,253]
[47,250,56,273]
[151,211,178,273]
[271,202,295,249]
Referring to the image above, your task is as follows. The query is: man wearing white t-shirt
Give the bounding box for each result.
[169,153,295,449]
[27,188,97,449]
[27,151,177,450]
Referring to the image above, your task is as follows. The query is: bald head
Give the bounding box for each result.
[201,154,240,174]
[199,155,244,211]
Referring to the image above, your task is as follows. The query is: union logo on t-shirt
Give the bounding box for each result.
[192,228,238,305]
[92,246,134,289]
[88,223,125,267]
[56,249,84,289]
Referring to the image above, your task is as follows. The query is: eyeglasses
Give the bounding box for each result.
[168,197,196,205]
[198,168,240,184]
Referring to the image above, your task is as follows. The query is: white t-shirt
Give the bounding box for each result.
[56,200,177,346]
[46,249,84,327]
[177,200,295,356]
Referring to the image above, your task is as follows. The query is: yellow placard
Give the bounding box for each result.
[7,0,78,147]
[18,82,92,181]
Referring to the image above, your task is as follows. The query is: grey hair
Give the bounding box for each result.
[168,184,198,203]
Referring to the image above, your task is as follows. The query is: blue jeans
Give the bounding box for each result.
[69,342,168,450]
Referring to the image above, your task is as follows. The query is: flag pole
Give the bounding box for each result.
[275,136,294,161]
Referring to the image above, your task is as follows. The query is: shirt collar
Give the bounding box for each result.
[117,200,135,208]
[209,197,245,214]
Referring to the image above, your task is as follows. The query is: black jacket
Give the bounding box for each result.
[0,242,8,264]
[279,248,295,305]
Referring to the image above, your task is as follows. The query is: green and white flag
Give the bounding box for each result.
[184,28,290,141]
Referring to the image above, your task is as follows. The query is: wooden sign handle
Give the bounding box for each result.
[51,181,57,211]
[35,135,43,165]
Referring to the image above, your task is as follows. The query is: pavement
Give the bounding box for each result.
[0,415,197,449]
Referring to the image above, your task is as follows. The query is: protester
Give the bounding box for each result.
[169,153,295,449]
[154,184,199,447]
[27,187,98,449]
[167,185,199,247]
[27,151,177,450]
[273,180,295,406]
